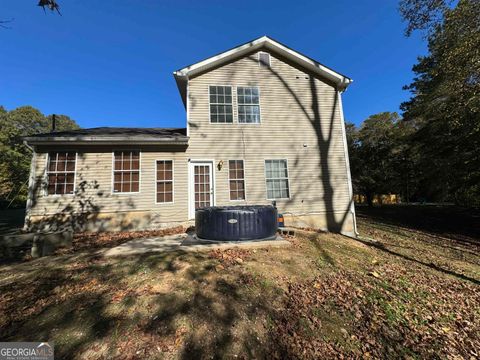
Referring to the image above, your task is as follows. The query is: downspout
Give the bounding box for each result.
[337,86,359,237]
[23,140,36,231]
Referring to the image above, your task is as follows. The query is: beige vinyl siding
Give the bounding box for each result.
[186,51,353,221]
[29,146,189,223]
[27,48,354,232]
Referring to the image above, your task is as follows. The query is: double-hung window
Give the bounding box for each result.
[46,152,76,195]
[229,160,245,200]
[113,151,140,193]
[265,159,290,199]
[156,160,173,203]
[209,86,233,123]
[237,87,260,123]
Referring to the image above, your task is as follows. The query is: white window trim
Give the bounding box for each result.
[208,84,234,124]
[264,158,291,200]
[228,159,247,202]
[258,51,271,68]
[236,86,261,124]
[111,150,142,194]
[154,159,174,204]
[44,151,78,197]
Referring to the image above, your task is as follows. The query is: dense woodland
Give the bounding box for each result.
[0,106,79,207]
[0,0,478,208]
[349,0,479,207]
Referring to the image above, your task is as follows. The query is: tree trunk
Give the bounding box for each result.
[366,192,374,207]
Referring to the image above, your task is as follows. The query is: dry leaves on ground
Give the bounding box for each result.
[270,264,480,359]
[209,248,252,270]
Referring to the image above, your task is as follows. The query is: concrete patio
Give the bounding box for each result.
[103,232,290,257]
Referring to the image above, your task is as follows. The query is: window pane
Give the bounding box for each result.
[157,193,165,203]
[132,159,139,170]
[65,184,74,194]
[46,152,76,195]
[157,182,165,193]
[156,161,174,202]
[131,182,139,192]
[55,182,64,195]
[237,181,244,191]
[265,160,289,199]
[48,160,56,171]
[114,182,121,192]
[66,161,75,171]
[56,160,66,172]
[114,159,122,171]
[112,151,140,193]
[209,86,232,123]
[229,160,245,200]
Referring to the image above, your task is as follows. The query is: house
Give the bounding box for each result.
[24,36,357,237]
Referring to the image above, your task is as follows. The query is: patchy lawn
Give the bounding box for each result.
[1,206,479,359]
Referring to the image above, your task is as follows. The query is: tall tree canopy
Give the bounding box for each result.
[400,0,480,206]
[347,112,417,206]
[0,106,79,207]
[399,0,453,36]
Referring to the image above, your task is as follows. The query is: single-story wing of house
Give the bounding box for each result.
[24,35,357,237]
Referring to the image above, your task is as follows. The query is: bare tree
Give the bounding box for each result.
[38,0,61,15]
[0,18,13,29]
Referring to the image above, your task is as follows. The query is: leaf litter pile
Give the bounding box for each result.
[0,207,479,359]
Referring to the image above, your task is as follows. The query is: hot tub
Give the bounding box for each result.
[195,205,278,241]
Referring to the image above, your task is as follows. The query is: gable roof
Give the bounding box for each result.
[173,35,353,106]
[24,127,188,145]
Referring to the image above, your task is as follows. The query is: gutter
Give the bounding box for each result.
[23,136,190,146]
[23,141,36,231]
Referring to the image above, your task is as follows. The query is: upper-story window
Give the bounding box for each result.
[209,86,233,123]
[113,151,140,193]
[237,87,260,123]
[46,152,76,195]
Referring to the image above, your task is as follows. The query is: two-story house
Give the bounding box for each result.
[24,36,357,236]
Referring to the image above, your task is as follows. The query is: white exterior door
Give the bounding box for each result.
[189,161,214,219]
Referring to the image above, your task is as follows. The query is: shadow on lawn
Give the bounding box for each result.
[357,205,480,244]
[0,250,273,358]
[354,236,480,285]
